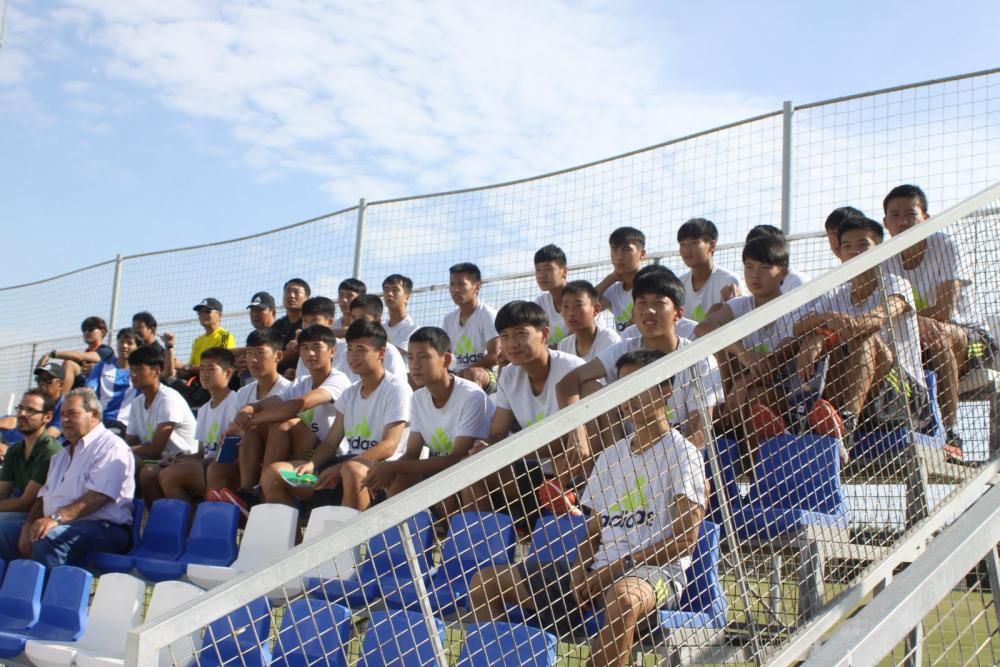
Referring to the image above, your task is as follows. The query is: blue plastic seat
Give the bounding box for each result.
[852,369,946,459]
[657,520,728,629]
[92,498,189,574]
[357,609,447,667]
[307,511,434,608]
[135,501,240,582]
[272,596,353,667]
[457,621,557,667]
[0,559,44,633]
[191,597,271,667]
[525,513,590,564]
[0,564,92,658]
[382,511,516,615]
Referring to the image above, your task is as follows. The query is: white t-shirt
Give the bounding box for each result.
[234,375,292,410]
[581,429,707,582]
[335,373,413,460]
[596,336,723,431]
[494,350,584,430]
[385,315,420,354]
[195,391,239,461]
[604,282,633,333]
[622,317,697,341]
[533,292,569,345]
[284,369,353,441]
[557,327,622,363]
[126,385,198,460]
[782,269,811,294]
[726,295,798,354]
[681,266,743,322]
[820,271,926,387]
[331,340,409,383]
[892,231,982,329]
[411,377,491,457]
[443,302,499,371]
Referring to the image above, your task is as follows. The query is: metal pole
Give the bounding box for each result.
[353,198,367,280]
[780,101,794,236]
[27,343,37,391]
[397,518,448,667]
[108,254,124,341]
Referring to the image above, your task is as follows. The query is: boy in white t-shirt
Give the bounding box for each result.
[208,328,290,501]
[823,206,866,259]
[382,274,419,358]
[883,184,993,461]
[558,280,621,362]
[464,301,585,526]
[677,217,742,322]
[333,295,408,382]
[362,326,491,517]
[264,320,411,511]
[159,348,239,506]
[332,278,366,337]
[469,349,706,664]
[532,244,570,346]
[124,346,199,506]
[225,324,351,510]
[442,262,500,392]
[292,296,337,379]
[745,225,810,293]
[596,227,647,334]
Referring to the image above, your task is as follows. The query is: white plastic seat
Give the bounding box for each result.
[25,573,145,667]
[280,506,361,599]
[186,504,299,590]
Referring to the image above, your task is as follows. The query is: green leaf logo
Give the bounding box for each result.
[912,286,929,312]
[346,417,373,440]
[454,335,476,355]
[298,407,315,425]
[615,302,634,324]
[690,304,707,322]
[206,420,220,444]
[608,475,649,513]
[429,427,453,455]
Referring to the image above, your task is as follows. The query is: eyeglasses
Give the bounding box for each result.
[15,405,45,416]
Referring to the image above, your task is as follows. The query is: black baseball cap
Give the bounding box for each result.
[246,292,276,310]
[34,362,65,380]
[193,298,223,312]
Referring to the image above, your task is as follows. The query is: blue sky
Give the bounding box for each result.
[1,0,998,287]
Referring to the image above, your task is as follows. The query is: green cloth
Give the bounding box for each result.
[0,433,63,490]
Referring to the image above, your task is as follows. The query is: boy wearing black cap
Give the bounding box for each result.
[164,297,237,379]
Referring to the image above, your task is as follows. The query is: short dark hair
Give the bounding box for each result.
[81,316,108,333]
[677,217,718,243]
[200,347,236,371]
[534,244,567,267]
[608,226,646,249]
[615,348,667,373]
[449,262,482,283]
[22,388,54,415]
[742,235,789,268]
[132,311,157,331]
[634,263,679,282]
[351,294,384,319]
[301,296,337,320]
[246,327,284,352]
[824,206,865,232]
[345,319,387,349]
[408,326,451,355]
[561,280,599,303]
[883,184,928,215]
[837,216,885,243]
[116,327,141,346]
[297,324,337,348]
[632,271,685,308]
[284,278,311,296]
[745,224,784,242]
[382,274,413,294]
[338,278,366,295]
[128,345,165,369]
[495,300,548,332]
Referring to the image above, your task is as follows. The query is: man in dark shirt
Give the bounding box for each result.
[0,389,63,526]
[274,278,310,376]
[132,311,167,360]
[39,316,115,391]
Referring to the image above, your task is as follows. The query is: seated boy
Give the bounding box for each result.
[40,316,116,392]
[464,301,585,525]
[334,295,408,382]
[362,326,491,516]
[883,184,994,461]
[124,346,199,506]
[557,271,722,451]
[823,206,865,258]
[533,244,570,345]
[677,218,742,322]
[333,278,366,335]
[558,280,621,362]
[468,349,706,667]
[382,274,420,357]
[596,227,647,333]
[262,321,412,511]
[622,265,698,340]
[226,325,351,508]
[745,225,810,292]
[292,296,339,378]
[85,327,141,434]
[442,263,501,391]
[158,348,239,505]
[164,298,237,381]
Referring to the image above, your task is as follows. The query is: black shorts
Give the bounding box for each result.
[488,458,547,531]
[304,454,386,509]
[960,324,999,371]
[862,370,934,434]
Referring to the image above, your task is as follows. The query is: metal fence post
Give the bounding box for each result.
[26,343,37,391]
[108,254,124,341]
[353,198,367,280]
[780,101,794,236]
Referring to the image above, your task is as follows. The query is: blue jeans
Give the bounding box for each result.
[0,519,130,569]
[0,511,27,525]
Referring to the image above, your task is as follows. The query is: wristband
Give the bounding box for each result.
[50,349,58,359]
[816,326,839,351]
[620,554,635,570]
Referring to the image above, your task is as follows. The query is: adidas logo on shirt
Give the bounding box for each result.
[603,475,655,528]
[346,417,378,451]
[429,427,453,456]
[453,334,485,366]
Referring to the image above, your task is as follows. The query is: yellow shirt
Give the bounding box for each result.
[189,328,236,365]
